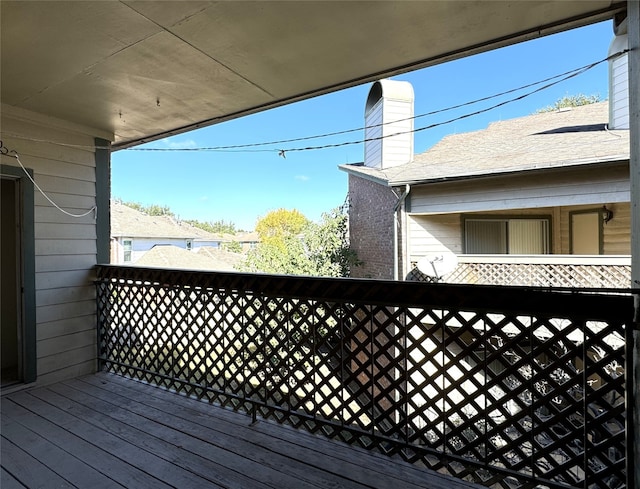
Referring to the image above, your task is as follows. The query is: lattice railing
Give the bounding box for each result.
[96,265,633,489]
[409,255,631,288]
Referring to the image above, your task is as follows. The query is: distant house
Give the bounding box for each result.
[234,231,260,252]
[110,201,227,264]
[340,33,631,287]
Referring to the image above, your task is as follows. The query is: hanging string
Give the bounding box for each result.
[0,146,97,219]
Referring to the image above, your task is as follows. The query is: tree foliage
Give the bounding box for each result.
[185,219,238,235]
[241,206,360,277]
[121,200,175,217]
[535,94,602,114]
[255,209,308,243]
[222,240,242,253]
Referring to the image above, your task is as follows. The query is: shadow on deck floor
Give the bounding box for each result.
[1,372,484,489]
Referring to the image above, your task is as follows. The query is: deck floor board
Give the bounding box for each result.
[2,372,483,489]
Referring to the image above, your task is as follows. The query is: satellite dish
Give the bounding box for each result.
[416,252,458,282]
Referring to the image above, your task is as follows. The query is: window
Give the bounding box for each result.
[464,217,550,254]
[123,239,132,262]
[186,239,193,251]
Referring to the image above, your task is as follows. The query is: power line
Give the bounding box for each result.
[0,51,625,156]
[127,51,623,155]
[281,52,623,155]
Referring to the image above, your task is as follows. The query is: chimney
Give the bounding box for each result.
[364,80,414,169]
[608,16,629,130]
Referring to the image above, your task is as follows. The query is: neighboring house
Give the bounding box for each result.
[340,32,631,287]
[235,231,260,252]
[110,201,228,264]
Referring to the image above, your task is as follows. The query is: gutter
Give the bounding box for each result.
[393,184,410,281]
[389,157,630,187]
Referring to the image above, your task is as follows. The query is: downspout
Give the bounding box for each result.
[393,184,410,281]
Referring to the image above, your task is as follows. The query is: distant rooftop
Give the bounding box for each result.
[135,245,245,272]
[111,201,226,240]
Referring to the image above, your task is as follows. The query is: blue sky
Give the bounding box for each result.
[112,20,614,231]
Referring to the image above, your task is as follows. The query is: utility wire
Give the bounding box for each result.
[282,52,624,154]
[128,51,624,154]
[0,51,626,156]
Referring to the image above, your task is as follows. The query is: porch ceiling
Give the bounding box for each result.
[0,1,625,149]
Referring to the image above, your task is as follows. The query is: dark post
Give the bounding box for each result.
[627,2,639,489]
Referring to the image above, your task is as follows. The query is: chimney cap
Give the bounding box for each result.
[365,79,414,115]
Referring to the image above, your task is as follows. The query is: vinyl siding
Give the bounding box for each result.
[364,100,383,168]
[408,214,462,260]
[559,202,630,254]
[1,105,111,385]
[364,98,413,169]
[610,48,629,129]
[408,202,630,263]
[380,99,413,168]
[408,164,630,215]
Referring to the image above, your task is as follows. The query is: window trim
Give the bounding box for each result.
[461,214,552,254]
[123,238,132,262]
[569,208,604,254]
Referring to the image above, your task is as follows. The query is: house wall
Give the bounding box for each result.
[348,175,398,279]
[408,202,631,264]
[111,236,202,264]
[193,240,222,249]
[408,163,630,215]
[1,105,112,386]
[131,238,188,263]
[559,202,631,255]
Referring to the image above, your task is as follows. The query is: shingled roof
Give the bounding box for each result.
[111,201,224,240]
[135,245,245,272]
[340,102,630,186]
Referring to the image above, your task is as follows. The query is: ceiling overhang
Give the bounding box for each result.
[1,1,626,149]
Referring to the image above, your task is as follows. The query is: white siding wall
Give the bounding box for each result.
[380,99,413,169]
[559,202,630,254]
[408,202,630,264]
[364,99,383,168]
[193,240,221,249]
[408,214,462,261]
[409,165,629,215]
[609,34,629,130]
[1,105,111,385]
[131,238,187,262]
[364,98,413,169]
[111,237,199,264]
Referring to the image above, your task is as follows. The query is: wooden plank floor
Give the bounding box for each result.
[1,372,483,489]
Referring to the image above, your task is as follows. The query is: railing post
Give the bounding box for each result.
[628,2,640,489]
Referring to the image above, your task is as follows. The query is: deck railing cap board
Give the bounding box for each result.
[96,264,634,323]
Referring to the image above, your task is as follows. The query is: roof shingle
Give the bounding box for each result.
[340,102,630,185]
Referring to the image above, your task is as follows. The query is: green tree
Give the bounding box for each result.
[222,240,242,253]
[186,219,238,235]
[122,200,174,217]
[241,205,359,277]
[302,206,361,277]
[535,94,602,113]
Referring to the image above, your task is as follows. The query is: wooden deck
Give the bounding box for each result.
[1,372,482,489]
